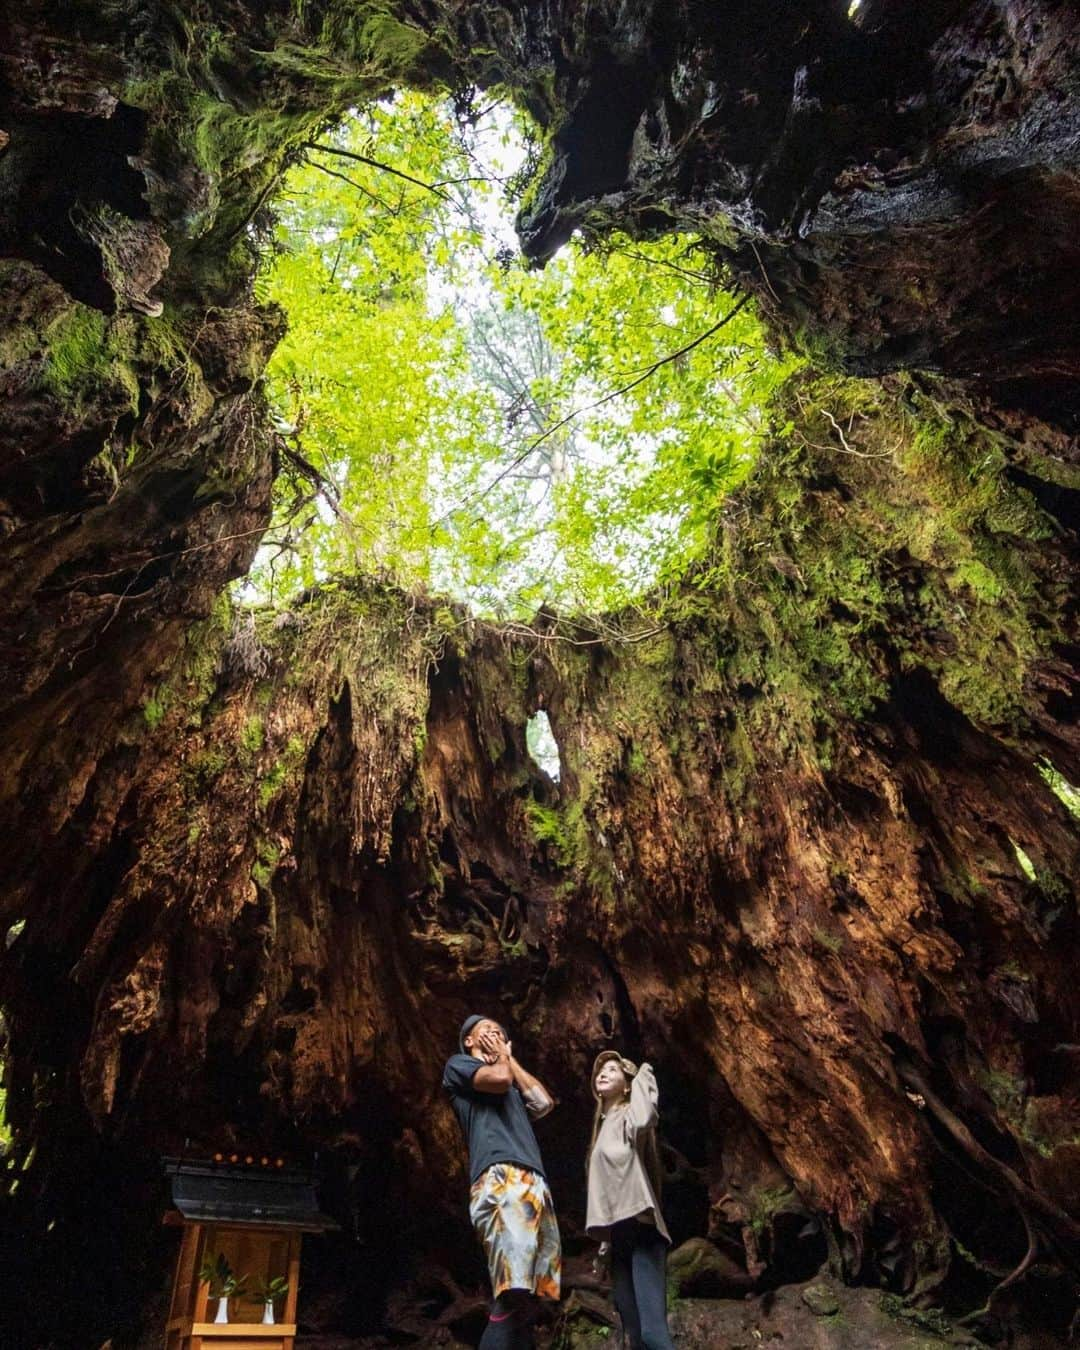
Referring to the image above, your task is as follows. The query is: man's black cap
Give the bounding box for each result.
[459,1014,507,1053]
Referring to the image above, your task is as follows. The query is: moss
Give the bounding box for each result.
[687,373,1068,739]
[142,687,171,730]
[977,1066,1026,1125]
[256,735,308,808]
[626,744,647,777]
[524,799,571,865]
[138,308,212,415]
[0,1062,10,1152]
[551,1317,614,1350]
[184,748,228,791]
[43,307,111,394]
[251,838,281,890]
[177,600,230,723]
[950,1235,995,1274]
[299,3,454,85]
[515,134,559,229]
[42,305,141,415]
[129,52,328,247]
[748,1184,794,1236]
[812,925,844,955]
[240,715,265,753]
[256,765,286,809]
[360,12,428,72]
[878,1293,953,1339]
[947,558,1004,603]
[190,94,307,190]
[1017,1100,1080,1159]
[1036,868,1070,906]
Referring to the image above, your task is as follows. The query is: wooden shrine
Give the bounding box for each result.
[162,1153,338,1350]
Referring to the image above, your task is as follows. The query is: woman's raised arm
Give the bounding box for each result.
[626,1061,659,1136]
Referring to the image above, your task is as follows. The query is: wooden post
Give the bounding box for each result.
[282,1234,301,1350]
[191,1224,211,1326]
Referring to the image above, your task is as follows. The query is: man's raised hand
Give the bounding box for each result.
[478,1027,511,1062]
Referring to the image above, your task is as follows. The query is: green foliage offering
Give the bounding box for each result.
[253,92,796,616]
[199,1252,246,1298]
[254,1274,290,1304]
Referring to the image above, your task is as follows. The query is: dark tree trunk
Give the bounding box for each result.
[0,2,1077,1347]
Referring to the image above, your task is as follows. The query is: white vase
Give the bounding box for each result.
[262,1300,276,1326]
[214,1294,229,1324]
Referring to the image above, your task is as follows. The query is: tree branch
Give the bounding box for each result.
[302,158,396,212]
[612,245,715,285]
[303,141,491,203]
[433,295,752,524]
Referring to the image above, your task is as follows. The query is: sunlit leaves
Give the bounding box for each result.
[250,92,799,615]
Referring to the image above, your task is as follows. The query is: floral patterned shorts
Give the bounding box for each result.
[469,1162,562,1300]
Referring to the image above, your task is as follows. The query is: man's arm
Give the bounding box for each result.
[510,1055,555,1119]
[472,1059,513,1093]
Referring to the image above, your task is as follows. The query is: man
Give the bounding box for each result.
[443,1015,561,1348]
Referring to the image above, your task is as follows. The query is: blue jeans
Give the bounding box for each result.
[609,1219,676,1350]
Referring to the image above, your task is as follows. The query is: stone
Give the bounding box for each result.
[668,1237,755,1298]
[801,1283,841,1317]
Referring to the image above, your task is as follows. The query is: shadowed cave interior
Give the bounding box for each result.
[0,2,1078,1348]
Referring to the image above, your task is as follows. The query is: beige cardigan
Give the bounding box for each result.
[585,1062,670,1242]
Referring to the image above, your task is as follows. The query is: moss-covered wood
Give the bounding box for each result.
[0,379,1076,1343]
[1,1,1078,1345]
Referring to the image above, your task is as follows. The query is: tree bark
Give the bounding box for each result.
[0,1,1078,1345]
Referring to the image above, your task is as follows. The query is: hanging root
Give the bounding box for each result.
[896,1058,1080,1333]
[897,1062,1080,1254]
[958,1206,1041,1326]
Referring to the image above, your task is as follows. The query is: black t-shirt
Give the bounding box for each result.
[442,1053,547,1186]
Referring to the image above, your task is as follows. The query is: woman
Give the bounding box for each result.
[586,1051,676,1350]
